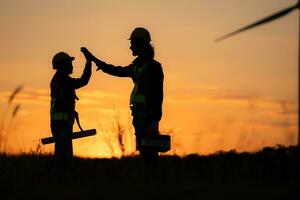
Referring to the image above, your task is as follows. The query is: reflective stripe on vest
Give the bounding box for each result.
[130,88,147,103]
[130,62,151,104]
[50,97,56,115]
[50,97,72,121]
[51,112,72,121]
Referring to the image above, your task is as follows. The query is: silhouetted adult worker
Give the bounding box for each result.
[82,27,164,162]
[50,50,93,178]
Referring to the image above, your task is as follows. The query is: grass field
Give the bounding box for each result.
[0,145,299,199]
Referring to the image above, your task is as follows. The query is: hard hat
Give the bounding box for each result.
[129,27,151,42]
[52,52,75,69]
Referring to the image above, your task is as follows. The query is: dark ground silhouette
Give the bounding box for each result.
[0,145,298,199]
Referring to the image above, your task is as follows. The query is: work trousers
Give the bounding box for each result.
[131,104,159,160]
[50,120,73,178]
[132,115,160,179]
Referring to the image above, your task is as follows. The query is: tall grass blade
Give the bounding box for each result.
[8,86,23,104]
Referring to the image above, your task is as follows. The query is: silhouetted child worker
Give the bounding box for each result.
[50,49,93,179]
[81,27,164,167]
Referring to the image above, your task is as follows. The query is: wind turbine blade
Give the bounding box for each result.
[216,3,299,42]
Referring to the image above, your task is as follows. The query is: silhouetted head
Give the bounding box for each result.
[129,27,151,42]
[52,52,74,75]
[129,27,154,58]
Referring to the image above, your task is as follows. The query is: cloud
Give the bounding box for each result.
[167,90,297,115]
[0,88,49,105]
[213,93,257,101]
[78,90,123,105]
[0,87,125,106]
[276,101,298,116]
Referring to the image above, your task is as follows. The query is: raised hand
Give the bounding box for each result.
[80,47,95,62]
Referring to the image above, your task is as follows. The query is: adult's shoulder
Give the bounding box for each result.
[149,59,163,69]
[148,59,164,77]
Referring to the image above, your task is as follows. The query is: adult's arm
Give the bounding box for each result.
[80,47,132,77]
[95,57,133,77]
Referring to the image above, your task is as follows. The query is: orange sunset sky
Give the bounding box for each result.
[0,0,298,158]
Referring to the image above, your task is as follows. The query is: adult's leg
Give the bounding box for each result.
[133,116,159,177]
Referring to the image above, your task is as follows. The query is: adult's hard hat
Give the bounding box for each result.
[52,52,75,69]
[129,27,151,42]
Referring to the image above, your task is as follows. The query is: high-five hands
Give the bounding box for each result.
[80,47,104,71]
[81,47,95,62]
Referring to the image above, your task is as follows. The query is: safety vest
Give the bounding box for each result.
[130,61,152,104]
[50,97,72,121]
